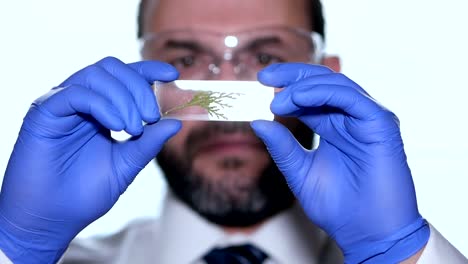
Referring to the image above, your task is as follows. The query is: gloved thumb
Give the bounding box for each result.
[116,119,181,187]
[250,120,308,191]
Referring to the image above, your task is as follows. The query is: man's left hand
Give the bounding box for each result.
[251,63,430,263]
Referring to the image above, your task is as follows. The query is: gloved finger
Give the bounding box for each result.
[292,84,383,120]
[257,62,334,88]
[39,85,125,131]
[271,83,383,121]
[250,119,309,193]
[273,72,371,104]
[63,64,144,136]
[127,60,179,82]
[97,58,178,123]
[115,119,182,191]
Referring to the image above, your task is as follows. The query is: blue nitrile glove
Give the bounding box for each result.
[0,57,181,263]
[251,63,430,263]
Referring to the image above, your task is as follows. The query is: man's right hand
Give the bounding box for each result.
[0,57,181,263]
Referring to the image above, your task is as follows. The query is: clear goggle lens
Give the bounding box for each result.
[141,26,324,80]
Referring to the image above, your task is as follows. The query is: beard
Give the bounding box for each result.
[156,120,313,227]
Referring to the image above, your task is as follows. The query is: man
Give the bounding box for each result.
[0,0,466,263]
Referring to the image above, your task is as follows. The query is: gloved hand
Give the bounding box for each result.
[0,57,181,263]
[251,63,430,263]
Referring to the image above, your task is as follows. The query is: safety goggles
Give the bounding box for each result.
[140,26,324,80]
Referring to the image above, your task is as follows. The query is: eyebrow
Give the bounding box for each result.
[163,40,206,52]
[241,36,283,51]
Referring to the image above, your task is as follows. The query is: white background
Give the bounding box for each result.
[0,0,467,256]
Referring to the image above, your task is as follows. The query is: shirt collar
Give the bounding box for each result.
[156,192,328,264]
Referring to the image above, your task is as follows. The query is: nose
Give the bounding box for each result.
[206,57,255,81]
[206,61,239,81]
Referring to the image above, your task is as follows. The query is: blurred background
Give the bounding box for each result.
[0,0,467,256]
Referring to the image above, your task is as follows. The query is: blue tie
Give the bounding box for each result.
[202,244,269,264]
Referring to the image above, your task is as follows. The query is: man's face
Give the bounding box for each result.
[143,0,313,227]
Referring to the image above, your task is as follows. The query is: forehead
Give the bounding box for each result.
[144,0,310,33]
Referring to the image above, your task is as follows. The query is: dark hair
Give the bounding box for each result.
[137,0,325,39]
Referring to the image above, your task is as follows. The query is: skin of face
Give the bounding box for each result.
[145,0,310,33]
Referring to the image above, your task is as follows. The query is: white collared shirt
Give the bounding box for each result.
[60,192,343,264]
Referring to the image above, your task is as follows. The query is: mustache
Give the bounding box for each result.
[184,121,255,160]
